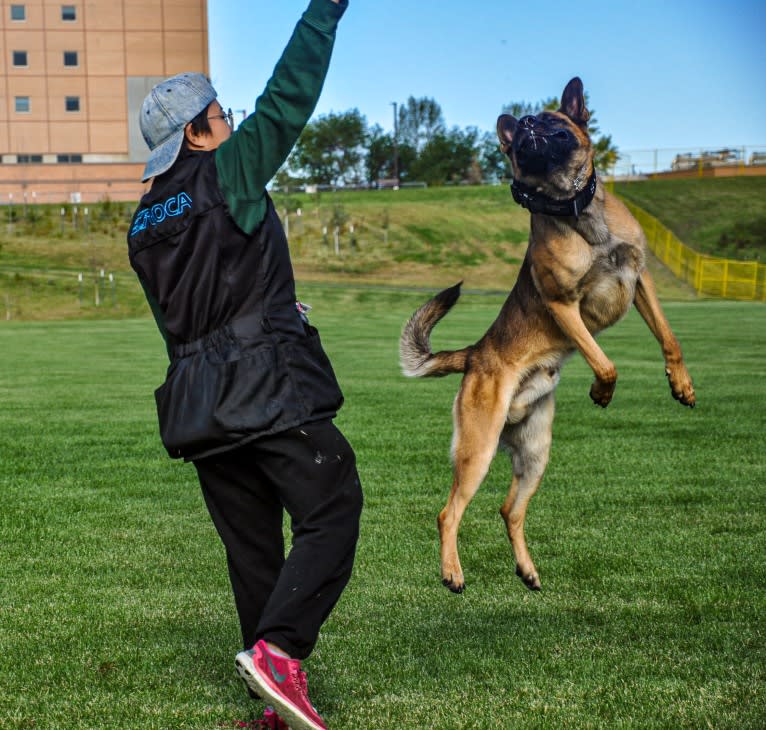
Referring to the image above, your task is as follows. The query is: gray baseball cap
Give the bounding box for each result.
[140,72,217,181]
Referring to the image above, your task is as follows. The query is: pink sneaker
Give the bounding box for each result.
[235,640,327,730]
[224,713,286,730]
[263,707,290,730]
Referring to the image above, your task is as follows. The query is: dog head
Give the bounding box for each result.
[497,77,594,199]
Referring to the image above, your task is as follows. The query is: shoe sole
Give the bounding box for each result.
[235,652,324,730]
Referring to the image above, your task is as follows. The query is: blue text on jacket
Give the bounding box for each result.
[130,192,193,237]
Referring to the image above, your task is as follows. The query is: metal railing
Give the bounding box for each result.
[610,145,766,178]
[621,199,766,301]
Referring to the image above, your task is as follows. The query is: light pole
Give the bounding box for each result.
[390,101,399,186]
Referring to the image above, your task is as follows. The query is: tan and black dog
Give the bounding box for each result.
[400,77,695,594]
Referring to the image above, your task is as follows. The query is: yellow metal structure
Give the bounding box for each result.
[619,199,766,301]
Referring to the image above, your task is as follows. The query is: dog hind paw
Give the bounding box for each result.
[442,576,466,594]
[515,565,542,591]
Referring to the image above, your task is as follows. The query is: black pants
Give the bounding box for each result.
[194,419,362,660]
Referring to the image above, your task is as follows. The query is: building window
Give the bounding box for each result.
[12,50,28,67]
[65,96,80,112]
[57,154,82,163]
[61,5,76,21]
[63,51,78,67]
[18,154,43,163]
[10,5,26,21]
[15,96,30,113]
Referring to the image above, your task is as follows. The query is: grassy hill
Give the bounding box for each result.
[1,177,763,321]
[614,176,766,261]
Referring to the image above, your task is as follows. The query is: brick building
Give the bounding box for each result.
[0,0,209,203]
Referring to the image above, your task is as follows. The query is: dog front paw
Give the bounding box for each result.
[589,379,615,407]
[666,366,696,408]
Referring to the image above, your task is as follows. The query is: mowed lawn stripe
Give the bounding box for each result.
[1,290,764,729]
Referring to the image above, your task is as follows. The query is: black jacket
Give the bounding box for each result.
[128,152,343,461]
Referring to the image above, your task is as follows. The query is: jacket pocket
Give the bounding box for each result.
[284,327,344,417]
[154,343,284,459]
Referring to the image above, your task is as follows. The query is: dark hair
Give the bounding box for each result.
[182,106,213,150]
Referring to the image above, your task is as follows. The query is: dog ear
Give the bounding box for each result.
[497,114,518,153]
[559,77,590,128]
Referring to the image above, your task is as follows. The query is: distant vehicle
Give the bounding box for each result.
[749,152,766,166]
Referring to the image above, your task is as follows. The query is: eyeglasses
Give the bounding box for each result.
[208,107,234,129]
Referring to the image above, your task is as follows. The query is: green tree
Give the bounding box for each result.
[409,127,480,186]
[397,97,445,152]
[290,109,367,186]
[273,166,309,193]
[365,125,416,185]
[592,133,619,173]
[501,97,558,119]
[478,130,510,182]
[365,125,392,183]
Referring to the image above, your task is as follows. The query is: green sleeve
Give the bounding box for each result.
[215,0,348,234]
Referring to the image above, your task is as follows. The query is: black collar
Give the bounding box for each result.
[511,169,597,218]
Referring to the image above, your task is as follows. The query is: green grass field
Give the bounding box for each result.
[1,286,764,729]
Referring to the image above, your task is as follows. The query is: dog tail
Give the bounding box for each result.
[400,282,470,378]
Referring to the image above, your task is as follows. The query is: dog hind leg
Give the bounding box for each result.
[439,370,517,593]
[499,391,555,591]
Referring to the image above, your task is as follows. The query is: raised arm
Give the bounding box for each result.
[216,0,348,233]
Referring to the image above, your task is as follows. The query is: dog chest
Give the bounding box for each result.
[579,240,643,331]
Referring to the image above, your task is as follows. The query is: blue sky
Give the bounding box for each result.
[207,0,766,165]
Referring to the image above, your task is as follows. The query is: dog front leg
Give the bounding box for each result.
[545,300,617,406]
[633,270,696,407]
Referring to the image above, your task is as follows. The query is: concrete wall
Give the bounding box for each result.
[0,161,148,203]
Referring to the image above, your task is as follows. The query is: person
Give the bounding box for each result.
[126,2,361,729]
